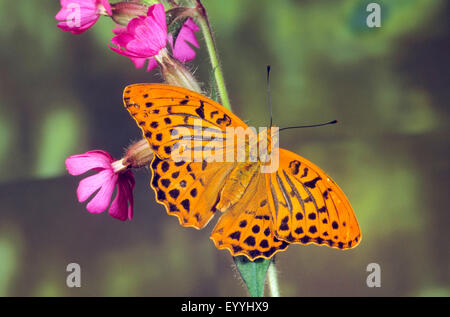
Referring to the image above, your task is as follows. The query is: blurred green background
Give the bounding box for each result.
[0,0,449,296]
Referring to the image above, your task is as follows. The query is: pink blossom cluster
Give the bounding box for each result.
[56,0,199,71]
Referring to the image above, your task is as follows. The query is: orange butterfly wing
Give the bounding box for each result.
[210,148,361,260]
[267,148,361,249]
[210,172,289,260]
[123,84,249,160]
[123,84,247,229]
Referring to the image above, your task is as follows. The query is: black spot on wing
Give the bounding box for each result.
[181,199,190,211]
[288,160,301,175]
[300,168,308,178]
[244,236,256,247]
[157,189,166,201]
[171,171,180,178]
[279,216,289,231]
[229,231,241,241]
[216,114,231,126]
[161,161,170,172]
[304,177,322,189]
[161,179,171,188]
[195,101,205,119]
[169,189,180,199]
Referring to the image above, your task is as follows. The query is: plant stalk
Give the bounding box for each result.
[194,0,232,111]
[267,261,280,297]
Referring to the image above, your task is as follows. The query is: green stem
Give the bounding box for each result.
[267,261,280,297]
[194,1,232,111]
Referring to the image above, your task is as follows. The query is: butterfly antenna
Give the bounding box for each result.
[267,65,273,127]
[279,120,338,132]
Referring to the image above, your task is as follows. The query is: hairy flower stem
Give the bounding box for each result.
[194,0,232,111]
[267,261,280,297]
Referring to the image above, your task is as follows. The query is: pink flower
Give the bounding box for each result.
[170,18,201,63]
[56,0,112,34]
[65,150,135,221]
[109,4,200,71]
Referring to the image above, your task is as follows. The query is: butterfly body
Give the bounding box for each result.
[124,83,361,260]
[217,162,259,212]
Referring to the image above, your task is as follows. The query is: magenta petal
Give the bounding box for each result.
[173,18,200,63]
[120,56,157,71]
[109,44,137,58]
[109,171,135,221]
[126,15,147,35]
[55,8,70,20]
[66,150,114,176]
[56,0,106,34]
[56,11,99,34]
[147,3,166,32]
[85,172,118,213]
[76,169,114,204]
[131,57,147,69]
[146,57,158,71]
[109,4,167,62]
[111,30,134,47]
[99,0,112,16]
[60,0,95,7]
[124,171,135,219]
[112,26,125,35]
[108,183,127,220]
[127,17,166,55]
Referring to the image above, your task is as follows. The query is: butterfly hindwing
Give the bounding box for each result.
[267,148,361,249]
[151,155,236,229]
[210,173,289,260]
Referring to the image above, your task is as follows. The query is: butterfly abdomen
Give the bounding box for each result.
[216,162,259,212]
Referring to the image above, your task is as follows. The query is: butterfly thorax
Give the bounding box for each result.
[215,128,277,212]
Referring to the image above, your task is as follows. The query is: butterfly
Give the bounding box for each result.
[123,83,361,260]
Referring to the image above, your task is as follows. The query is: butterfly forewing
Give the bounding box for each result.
[123,84,248,229]
[123,84,249,160]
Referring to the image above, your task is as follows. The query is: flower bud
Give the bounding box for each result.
[111,2,149,26]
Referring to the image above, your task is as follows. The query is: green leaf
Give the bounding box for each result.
[233,256,272,297]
